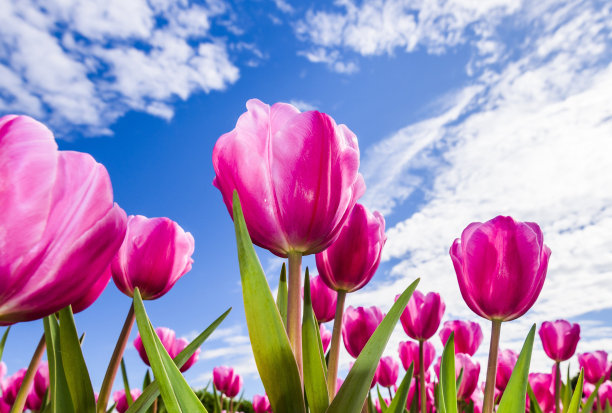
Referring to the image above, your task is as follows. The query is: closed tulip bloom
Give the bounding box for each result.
[342,306,384,358]
[398,290,445,341]
[376,356,399,388]
[439,320,483,356]
[450,216,551,322]
[112,215,194,300]
[0,115,127,324]
[597,382,612,409]
[320,323,332,353]
[455,354,481,400]
[252,394,271,413]
[213,366,243,398]
[212,98,365,257]
[578,351,611,384]
[113,389,142,413]
[316,204,386,292]
[306,275,338,322]
[495,349,518,391]
[527,373,554,412]
[399,340,435,375]
[539,320,581,362]
[134,327,200,372]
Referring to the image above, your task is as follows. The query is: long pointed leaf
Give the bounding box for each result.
[232,191,305,413]
[122,359,133,405]
[566,369,583,413]
[277,263,288,329]
[387,364,414,413]
[44,315,75,413]
[440,333,458,413]
[327,278,420,413]
[377,386,388,413]
[497,325,536,413]
[582,377,602,413]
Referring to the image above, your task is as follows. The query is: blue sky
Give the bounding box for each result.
[2,0,612,403]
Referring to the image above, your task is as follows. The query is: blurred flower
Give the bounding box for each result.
[213,366,243,398]
[578,351,612,384]
[376,356,399,388]
[495,349,518,391]
[134,327,200,372]
[0,115,127,324]
[450,216,551,321]
[456,354,481,401]
[304,275,337,323]
[252,394,271,413]
[113,389,142,413]
[527,373,554,412]
[539,320,580,362]
[398,290,445,341]
[2,362,49,411]
[111,215,194,300]
[320,324,332,353]
[212,98,365,258]
[597,381,612,409]
[399,340,435,377]
[342,306,384,358]
[439,320,483,356]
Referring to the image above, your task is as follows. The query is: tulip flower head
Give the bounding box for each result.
[527,373,554,412]
[578,351,611,384]
[399,340,435,376]
[597,381,612,409]
[450,216,551,321]
[398,290,445,341]
[0,115,127,325]
[111,215,194,300]
[320,323,332,353]
[113,389,142,413]
[539,320,581,362]
[376,356,399,388]
[2,362,49,411]
[304,275,338,322]
[495,349,518,391]
[342,306,384,358]
[455,354,481,401]
[439,320,483,356]
[213,99,365,258]
[134,327,200,372]
[213,366,243,398]
[316,204,386,292]
[252,394,271,413]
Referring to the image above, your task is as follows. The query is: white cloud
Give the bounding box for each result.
[0,0,240,136]
[288,99,317,112]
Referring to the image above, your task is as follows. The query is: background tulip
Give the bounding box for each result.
[495,349,518,391]
[456,354,481,400]
[399,340,435,375]
[539,320,580,362]
[134,327,200,372]
[527,373,554,412]
[111,215,194,300]
[597,381,612,409]
[252,394,271,413]
[398,290,445,341]
[320,324,331,353]
[376,356,399,388]
[113,389,142,413]
[305,275,337,323]
[439,320,483,356]
[342,306,384,358]
[0,115,127,325]
[578,351,611,384]
[213,366,243,398]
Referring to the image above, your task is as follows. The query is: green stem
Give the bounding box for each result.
[10,334,46,413]
[555,361,561,413]
[419,340,426,413]
[326,290,347,400]
[482,319,502,413]
[287,251,303,380]
[97,303,135,413]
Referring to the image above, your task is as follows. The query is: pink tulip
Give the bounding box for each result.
[111,215,194,300]
[376,356,399,388]
[439,320,483,356]
[342,306,384,358]
[316,204,386,293]
[398,290,445,341]
[212,99,365,258]
[0,115,127,324]
[2,362,49,410]
[597,381,612,409]
[578,351,611,384]
[527,373,554,412]
[213,366,243,398]
[304,275,338,322]
[495,349,518,391]
[539,320,580,362]
[320,323,332,353]
[398,340,435,375]
[450,216,551,321]
[134,327,200,372]
[252,394,271,413]
[113,389,142,413]
[456,354,481,400]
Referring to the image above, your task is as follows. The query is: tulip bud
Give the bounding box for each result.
[134,327,200,372]
[376,356,399,388]
[539,320,580,362]
[213,366,243,398]
[439,320,483,356]
[578,351,611,384]
[304,275,337,323]
[398,340,435,375]
[398,290,445,341]
[342,306,384,358]
[252,394,271,413]
[495,349,518,391]
[113,389,142,413]
[527,373,554,412]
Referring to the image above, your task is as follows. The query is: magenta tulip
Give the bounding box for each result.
[450,216,551,322]
[398,340,435,375]
[495,349,518,391]
[342,306,384,358]
[539,320,580,362]
[2,362,48,411]
[212,98,365,258]
[134,327,200,372]
[320,323,332,353]
[0,115,127,324]
[111,215,194,300]
[213,366,243,398]
[316,204,386,293]
[305,275,338,322]
[398,290,445,341]
[439,320,483,356]
[578,351,611,384]
[113,389,142,413]
[597,382,612,409]
[456,354,481,400]
[252,394,271,413]
[376,356,399,388]
[527,373,554,412]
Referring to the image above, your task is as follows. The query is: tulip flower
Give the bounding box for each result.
[113,389,142,413]
[305,275,338,323]
[252,394,271,413]
[2,362,49,411]
[456,354,481,400]
[399,340,435,375]
[450,216,550,413]
[342,306,384,358]
[376,356,399,388]
[578,351,611,384]
[597,381,612,409]
[398,290,445,341]
[213,366,243,398]
[495,349,518,392]
[0,115,127,325]
[527,373,554,412]
[439,320,483,356]
[134,327,200,372]
[320,323,332,353]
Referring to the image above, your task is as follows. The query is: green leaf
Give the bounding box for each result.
[497,325,536,413]
[58,306,96,413]
[582,377,603,413]
[436,380,447,413]
[565,369,583,413]
[377,386,388,413]
[562,364,572,412]
[527,384,543,413]
[440,333,457,413]
[327,278,420,413]
[132,288,207,413]
[387,364,413,413]
[276,263,288,329]
[0,326,10,362]
[126,308,230,413]
[232,191,305,413]
[302,269,329,413]
[212,385,222,413]
[43,315,75,413]
[122,359,133,405]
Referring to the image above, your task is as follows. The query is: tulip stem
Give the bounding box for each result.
[555,361,561,413]
[10,333,46,413]
[97,303,135,413]
[482,319,502,413]
[419,340,426,413]
[287,251,303,381]
[327,290,347,400]
[388,387,393,401]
